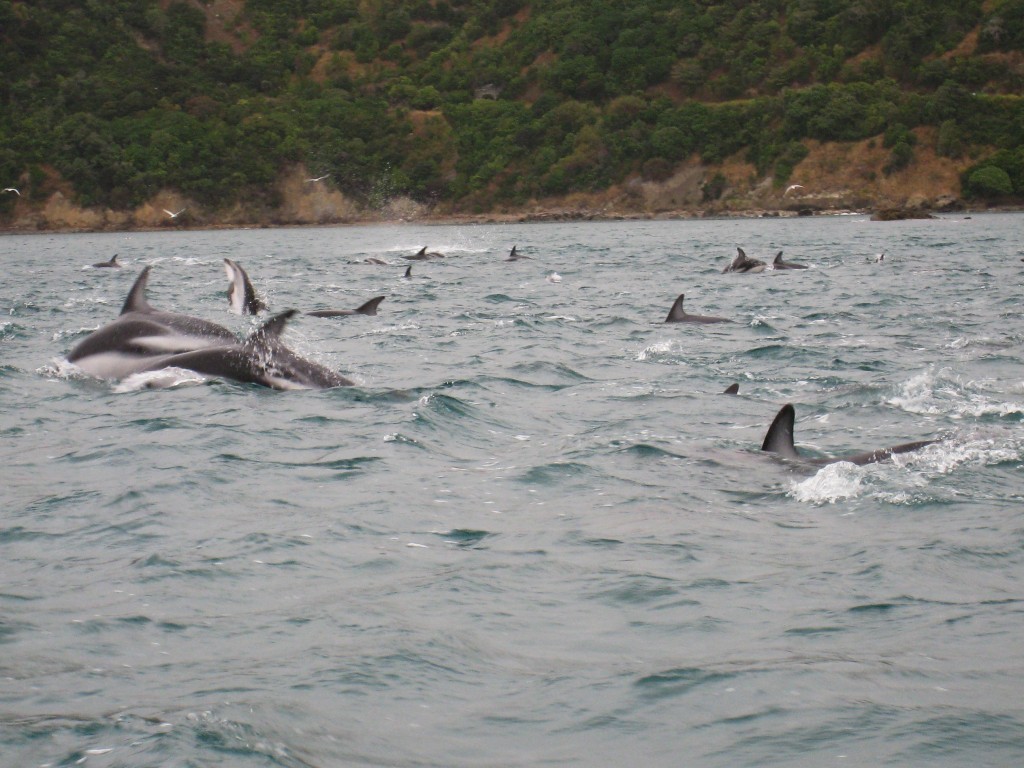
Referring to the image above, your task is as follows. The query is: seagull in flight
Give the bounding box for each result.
[305,174,330,183]
[163,208,186,218]
[2,187,19,196]
[783,184,804,196]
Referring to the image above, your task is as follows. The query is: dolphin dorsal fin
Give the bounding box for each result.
[404,266,412,278]
[510,245,517,258]
[773,252,784,264]
[761,404,801,459]
[110,254,118,265]
[245,309,298,349]
[355,296,385,315]
[416,246,426,257]
[121,266,154,314]
[723,383,739,395]
[665,294,687,322]
[725,247,746,272]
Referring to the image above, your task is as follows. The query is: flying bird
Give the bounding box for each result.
[2,187,19,195]
[783,184,804,196]
[305,174,330,182]
[163,208,186,218]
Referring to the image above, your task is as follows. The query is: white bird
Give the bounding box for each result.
[783,184,804,196]
[163,208,186,218]
[305,174,330,183]
[2,187,19,196]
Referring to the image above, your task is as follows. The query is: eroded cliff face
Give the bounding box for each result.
[0,132,973,232]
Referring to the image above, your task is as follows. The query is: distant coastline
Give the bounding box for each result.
[2,199,1018,236]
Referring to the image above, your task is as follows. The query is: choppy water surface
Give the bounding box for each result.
[2,215,1023,766]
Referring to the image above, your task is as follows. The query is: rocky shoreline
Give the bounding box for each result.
[3,198,1014,235]
[0,179,1012,235]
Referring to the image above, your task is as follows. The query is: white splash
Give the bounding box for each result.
[889,368,1024,418]
[788,462,864,504]
[39,357,89,381]
[899,437,1022,474]
[636,340,675,361]
[113,368,208,392]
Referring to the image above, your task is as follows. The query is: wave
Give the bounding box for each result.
[889,368,1024,419]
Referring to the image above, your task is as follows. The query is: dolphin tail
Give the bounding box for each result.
[355,296,385,315]
[761,404,801,459]
[121,266,154,314]
[665,294,687,322]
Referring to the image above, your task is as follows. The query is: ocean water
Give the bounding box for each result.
[2,214,1023,767]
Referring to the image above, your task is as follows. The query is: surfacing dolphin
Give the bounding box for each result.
[664,294,731,324]
[405,246,444,261]
[307,296,385,318]
[67,267,352,389]
[92,254,121,269]
[770,251,808,270]
[722,247,766,274]
[506,245,530,261]
[137,310,354,390]
[224,258,267,315]
[761,403,938,466]
[67,266,239,380]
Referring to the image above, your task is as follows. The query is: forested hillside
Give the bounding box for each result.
[2,0,1023,228]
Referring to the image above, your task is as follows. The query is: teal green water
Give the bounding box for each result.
[2,215,1023,766]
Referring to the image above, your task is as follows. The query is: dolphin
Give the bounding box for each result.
[67,267,239,379]
[307,296,385,318]
[664,294,731,324]
[722,247,766,274]
[137,310,354,390]
[723,383,739,395]
[92,254,121,268]
[506,245,530,261]
[760,403,938,466]
[67,268,354,389]
[365,257,389,265]
[223,258,267,315]
[403,266,412,278]
[405,246,443,260]
[770,251,808,270]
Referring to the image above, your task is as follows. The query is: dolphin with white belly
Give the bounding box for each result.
[761,403,938,466]
[67,267,353,389]
[722,247,766,274]
[224,258,267,315]
[67,266,238,379]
